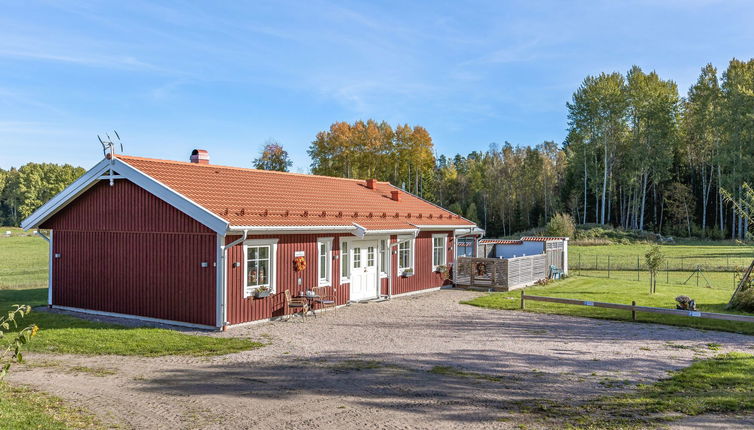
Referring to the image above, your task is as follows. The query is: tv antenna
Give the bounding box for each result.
[98,130,124,157]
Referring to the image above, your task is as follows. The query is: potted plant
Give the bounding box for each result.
[401,268,414,277]
[254,285,271,299]
[435,265,448,280]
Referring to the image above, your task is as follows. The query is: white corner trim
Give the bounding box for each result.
[53,305,217,330]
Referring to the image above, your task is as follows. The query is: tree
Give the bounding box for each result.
[253,140,292,172]
[645,245,665,294]
[546,213,575,238]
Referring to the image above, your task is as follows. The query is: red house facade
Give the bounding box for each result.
[22,150,482,329]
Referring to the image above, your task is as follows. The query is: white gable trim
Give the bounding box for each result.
[21,158,113,230]
[21,157,230,234]
[113,159,228,234]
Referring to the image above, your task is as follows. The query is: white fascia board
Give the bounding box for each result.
[229,225,357,235]
[113,159,229,235]
[411,224,477,230]
[21,158,113,230]
[362,228,418,236]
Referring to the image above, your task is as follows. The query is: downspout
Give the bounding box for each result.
[220,229,248,331]
[36,231,52,307]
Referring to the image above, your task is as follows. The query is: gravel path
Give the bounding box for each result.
[10,289,754,429]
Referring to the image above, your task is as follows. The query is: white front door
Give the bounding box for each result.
[349,241,379,301]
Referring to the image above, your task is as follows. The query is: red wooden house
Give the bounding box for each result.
[22,150,482,329]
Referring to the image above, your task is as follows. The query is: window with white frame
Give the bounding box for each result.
[317,237,333,286]
[243,239,278,297]
[397,235,414,274]
[340,239,350,282]
[432,234,447,269]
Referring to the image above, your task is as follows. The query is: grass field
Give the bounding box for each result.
[463,277,754,335]
[521,352,754,429]
[0,227,49,288]
[0,228,262,356]
[0,383,101,429]
[570,242,754,290]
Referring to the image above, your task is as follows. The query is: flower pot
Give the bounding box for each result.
[255,290,270,299]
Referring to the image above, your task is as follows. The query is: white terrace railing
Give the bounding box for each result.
[453,254,547,291]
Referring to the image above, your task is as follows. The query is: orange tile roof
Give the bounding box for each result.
[520,236,569,241]
[479,239,524,245]
[116,155,475,230]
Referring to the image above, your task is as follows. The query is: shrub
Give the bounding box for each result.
[545,213,575,238]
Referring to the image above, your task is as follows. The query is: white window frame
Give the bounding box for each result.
[379,238,388,278]
[243,238,278,298]
[397,235,415,275]
[432,234,448,270]
[340,238,350,284]
[317,237,333,287]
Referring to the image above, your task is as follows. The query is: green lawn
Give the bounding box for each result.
[462,277,754,335]
[0,383,101,429]
[0,287,261,356]
[521,352,754,429]
[0,229,262,356]
[0,227,49,288]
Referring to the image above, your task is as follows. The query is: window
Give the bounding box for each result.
[397,235,414,273]
[243,239,278,298]
[367,246,375,267]
[340,239,350,282]
[432,234,447,269]
[379,239,387,276]
[317,238,333,286]
[353,247,362,268]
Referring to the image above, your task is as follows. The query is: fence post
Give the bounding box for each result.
[637,256,640,281]
[579,254,581,276]
[666,260,669,284]
[631,300,636,321]
[595,254,598,272]
[608,255,611,278]
[521,290,525,310]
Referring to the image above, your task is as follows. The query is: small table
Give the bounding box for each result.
[296,293,320,317]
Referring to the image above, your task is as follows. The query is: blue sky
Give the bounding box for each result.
[1,0,753,172]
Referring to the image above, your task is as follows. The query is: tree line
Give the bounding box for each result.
[0,163,85,226]
[3,57,753,241]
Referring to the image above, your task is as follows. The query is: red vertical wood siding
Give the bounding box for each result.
[226,231,454,324]
[390,231,453,296]
[42,180,217,326]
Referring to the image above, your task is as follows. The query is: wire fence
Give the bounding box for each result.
[572,254,753,290]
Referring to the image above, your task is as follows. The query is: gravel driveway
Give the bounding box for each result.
[10,289,754,429]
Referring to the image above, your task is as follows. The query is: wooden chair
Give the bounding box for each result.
[284,290,309,320]
[313,286,337,315]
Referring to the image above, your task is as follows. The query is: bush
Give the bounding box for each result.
[545,213,575,238]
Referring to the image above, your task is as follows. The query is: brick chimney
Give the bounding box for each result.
[366,179,377,190]
[190,149,209,164]
[391,190,401,202]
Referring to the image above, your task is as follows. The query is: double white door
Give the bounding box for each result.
[349,240,379,301]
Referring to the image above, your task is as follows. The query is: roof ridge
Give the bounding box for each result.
[115,154,389,184]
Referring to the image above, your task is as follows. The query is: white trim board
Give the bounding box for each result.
[20,157,230,234]
[52,305,217,331]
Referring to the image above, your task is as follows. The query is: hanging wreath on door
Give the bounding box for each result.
[293,256,307,272]
[475,262,487,276]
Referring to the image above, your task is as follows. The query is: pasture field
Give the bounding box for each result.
[0,227,48,288]
[570,241,754,290]
[463,277,754,335]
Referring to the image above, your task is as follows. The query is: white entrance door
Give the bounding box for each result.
[349,241,379,301]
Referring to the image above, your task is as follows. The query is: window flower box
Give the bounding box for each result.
[401,269,414,278]
[254,286,271,299]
